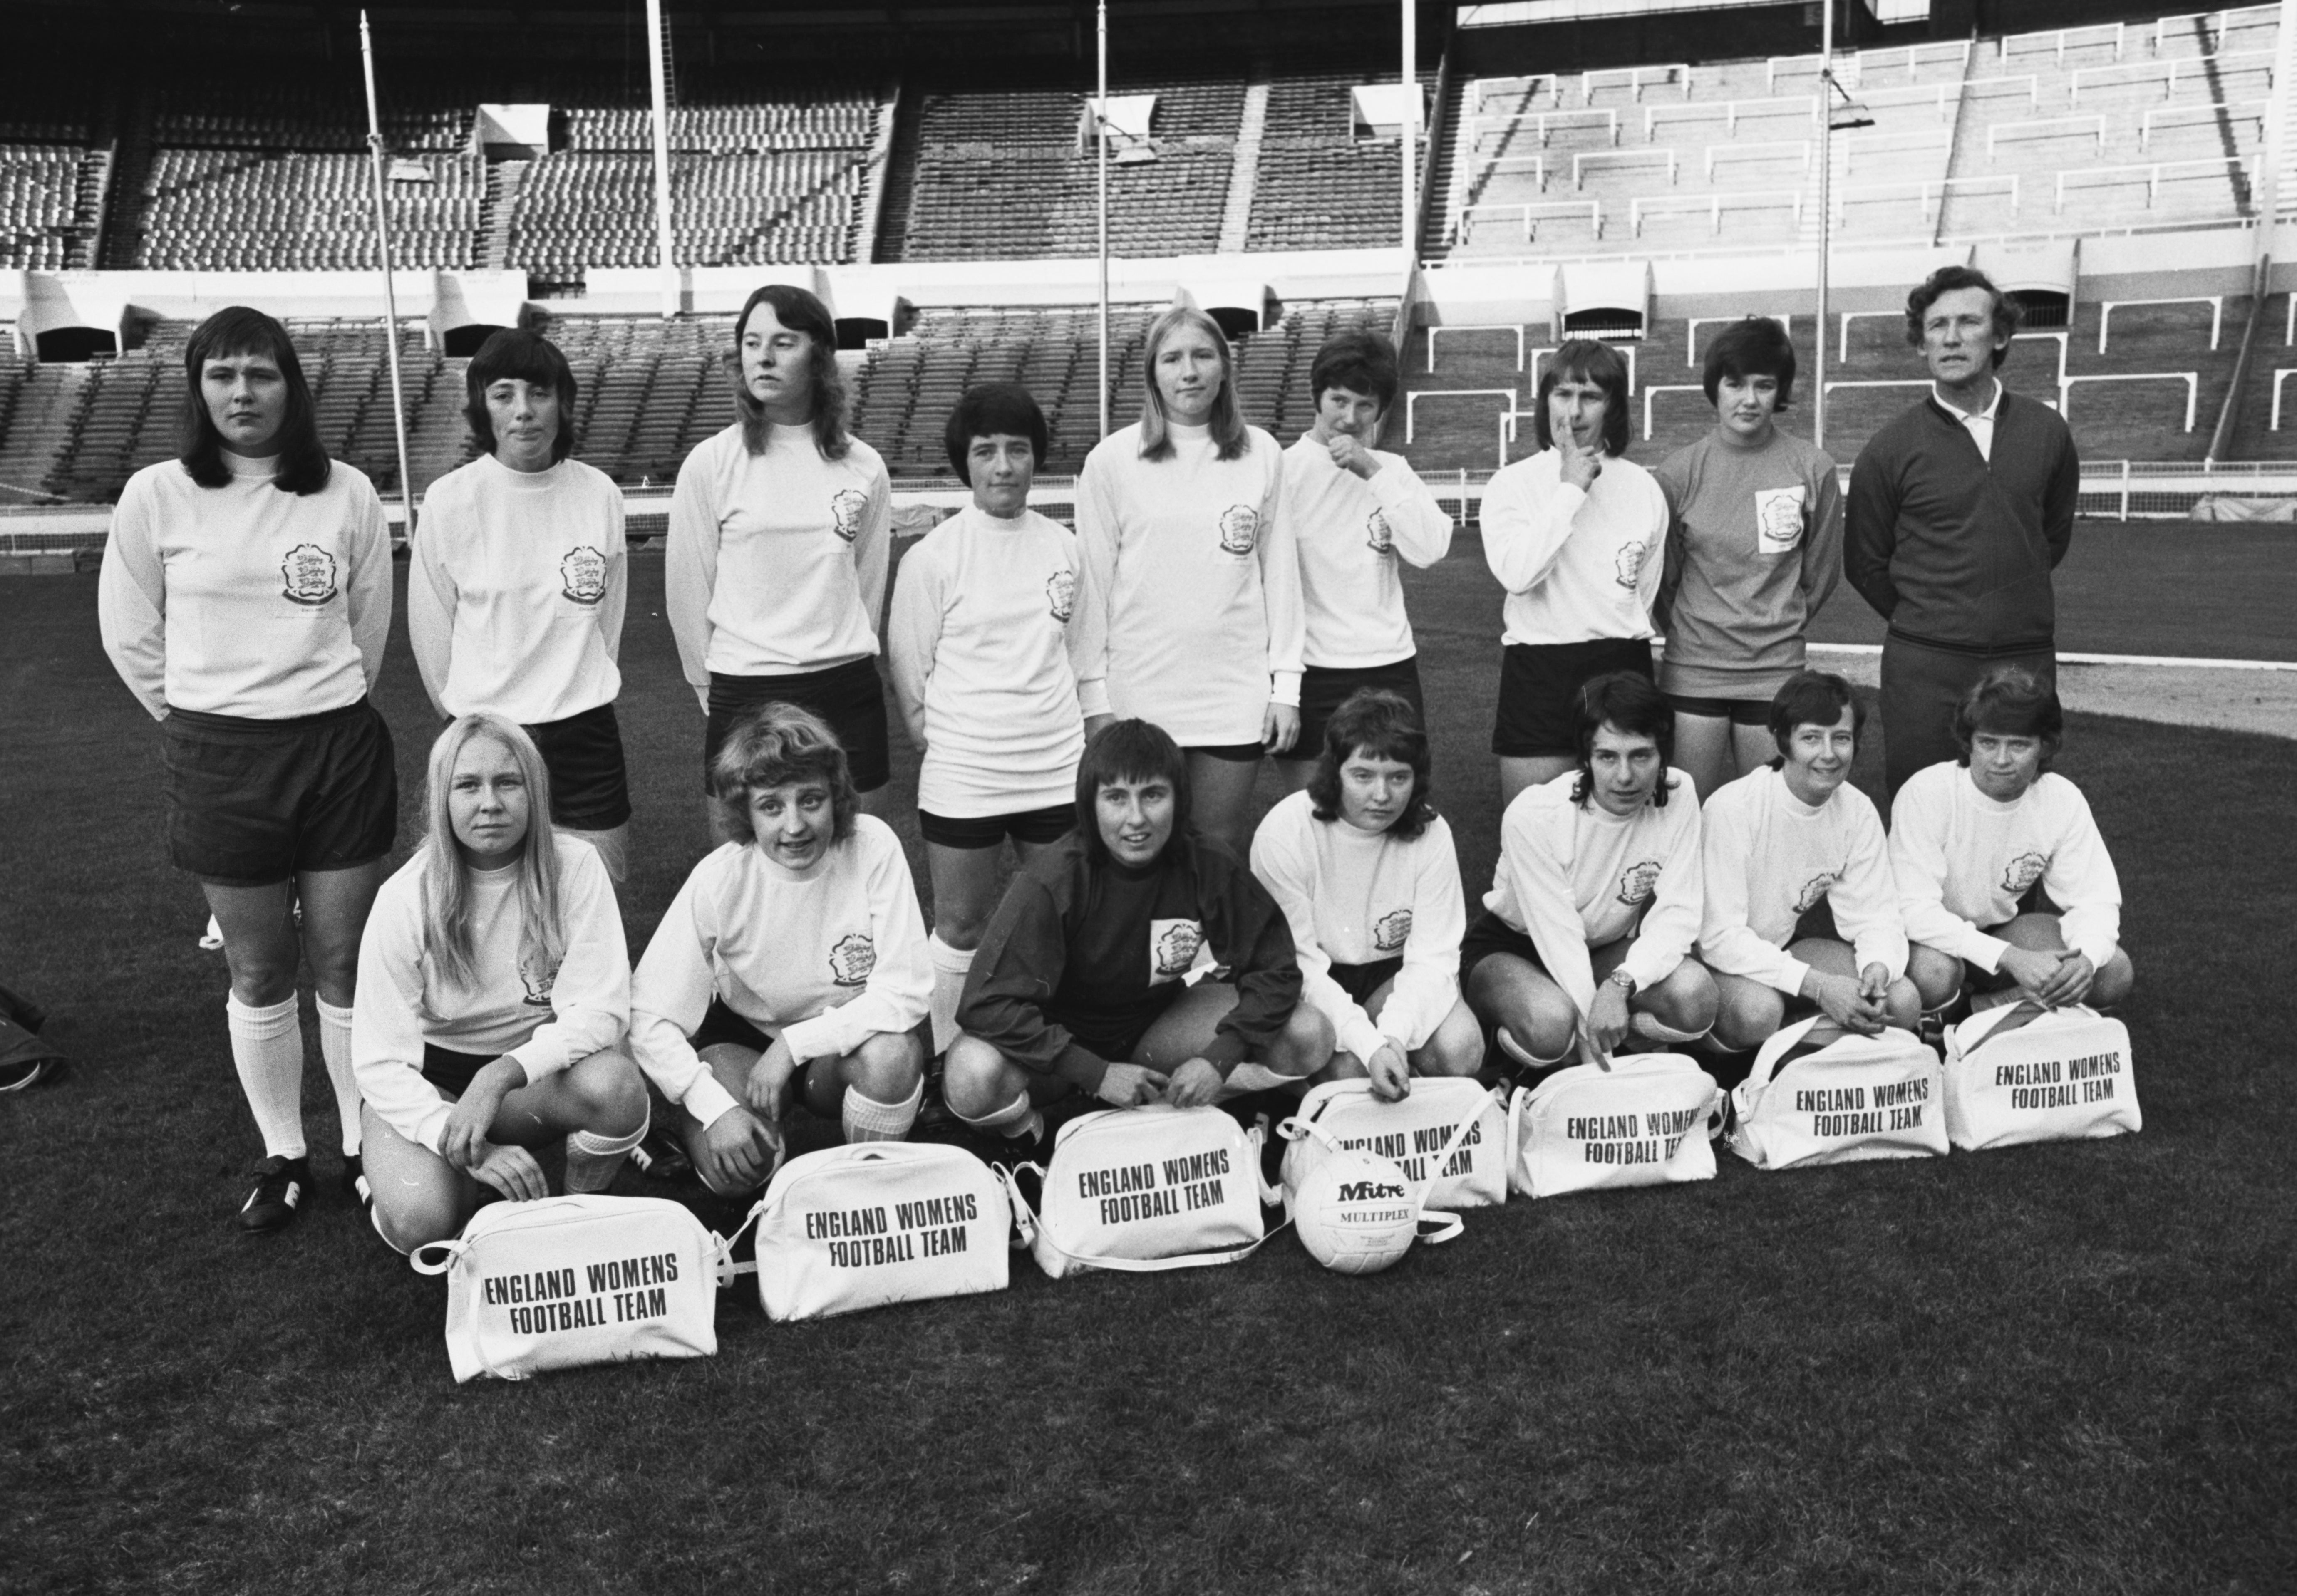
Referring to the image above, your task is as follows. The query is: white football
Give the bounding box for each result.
[1290,1147,1420,1275]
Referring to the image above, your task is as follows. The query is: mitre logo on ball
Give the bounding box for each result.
[1293,1147,1419,1275]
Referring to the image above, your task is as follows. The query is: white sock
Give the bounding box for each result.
[314,996,363,1157]
[841,1078,923,1143]
[226,994,307,1160]
[1223,1061,1303,1096]
[953,1089,1041,1142]
[1629,1011,1712,1046]
[926,934,975,1056]
[566,1115,649,1193]
[1497,1028,1569,1069]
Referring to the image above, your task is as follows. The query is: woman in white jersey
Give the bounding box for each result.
[631,705,932,1195]
[1481,340,1667,809]
[98,306,394,1235]
[1461,672,1717,1074]
[354,715,649,1253]
[1073,305,1304,858]
[1275,331,1454,795]
[1250,689,1479,1101]
[410,330,632,879]
[667,285,896,815]
[1893,667,2133,1021]
[888,383,1084,1054]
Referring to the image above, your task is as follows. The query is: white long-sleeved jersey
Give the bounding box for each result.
[352,837,629,1156]
[1072,420,1304,745]
[1281,435,1453,669]
[885,505,1086,818]
[1249,790,1464,1061]
[1484,770,1703,1019]
[664,424,891,693]
[1479,448,1666,647]
[629,815,931,1127]
[1697,766,1908,994]
[98,455,390,720]
[407,453,626,724]
[1888,761,2123,971]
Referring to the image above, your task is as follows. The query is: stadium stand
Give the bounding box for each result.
[0,87,109,272]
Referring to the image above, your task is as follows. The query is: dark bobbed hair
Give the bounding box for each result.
[1307,689,1436,842]
[1953,665,2064,767]
[1702,317,1798,409]
[1766,670,1865,762]
[1905,265,2020,370]
[178,306,330,494]
[944,381,1049,483]
[1138,305,1248,462]
[465,330,578,464]
[1075,718,1192,867]
[1308,329,1401,414]
[732,284,851,460]
[709,702,859,846]
[1532,339,1632,457]
[1569,671,1677,809]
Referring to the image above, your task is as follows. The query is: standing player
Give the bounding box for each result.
[1072,306,1303,857]
[667,285,896,819]
[98,306,394,1233]
[1654,317,1843,802]
[943,720,1332,1152]
[1462,672,1716,1071]
[630,705,931,1196]
[354,716,649,1253]
[1698,672,1916,1056]
[1250,690,1479,1102]
[1892,667,2133,1018]
[1275,330,1453,794]
[887,383,1085,1054]
[1481,340,1667,808]
[409,329,632,880]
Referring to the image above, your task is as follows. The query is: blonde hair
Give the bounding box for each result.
[421,714,566,993]
[1137,306,1249,462]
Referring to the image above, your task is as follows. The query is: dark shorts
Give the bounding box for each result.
[162,699,398,887]
[706,660,892,793]
[1493,637,1655,758]
[1048,987,1184,1068]
[1667,692,1770,728]
[1278,657,1426,763]
[918,803,1075,851]
[690,997,778,1058]
[1458,910,1546,988]
[1962,885,2062,994]
[1188,741,1266,764]
[1328,956,1403,1008]
[526,702,633,831]
[422,1043,496,1098]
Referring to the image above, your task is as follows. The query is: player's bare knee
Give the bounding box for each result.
[1907,944,1961,1009]
[1270,1004,1332,1076]
[2000,913,2067,954]
[375,1191,461,1255]
[1419,1009,1485,1078]
[1650,961,1719,1032]
[1714,982,1783,1051]
[1884,978,1921,1032]
[940,1036,1014,1118]
[572,1050,649,1133]
[850,1029,925,1100]
[933,910,987,952]
[2093,949,2135,1007]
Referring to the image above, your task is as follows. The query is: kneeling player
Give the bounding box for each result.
[1699,672,1918,1053]
[630,705,931,1196]
[355,715,649,1253]
[1463,672,1717,1071]
[1892,667,2132,1018]
[1250,689,1479,1101]
[944,719,1333,1150]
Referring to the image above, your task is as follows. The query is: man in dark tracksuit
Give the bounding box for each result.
[1846,265,2079,798]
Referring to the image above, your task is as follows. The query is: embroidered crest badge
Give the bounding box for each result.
[560,545,608,605]
[520,961,560,1008]
[1372,908,1413,952]
[1217,504,1258,556]
[1150,918,1204,982]
[280,544,339,606]
[1046,567,1077,622]
[830,488,869,543]
[1755,486,1806,553]
[1616,859,1662,907]
[1366,509,1394,555]
[2001,850,2051,896]
[828,932,877,987]
[1794,872,1839,914]
[1612,540,1649,590]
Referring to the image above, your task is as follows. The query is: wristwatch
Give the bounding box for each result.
[1607,968,1638,996]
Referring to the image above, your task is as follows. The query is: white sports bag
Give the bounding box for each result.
[1277,1078,1510,1212]
[1943,1001,2139,1152]
[1726,1017,1948,1170]
[1507,1053,1724,1199]
[1000,1104,1279,1280]
[739,1141,1011,1321]
[410,1194,730,1384]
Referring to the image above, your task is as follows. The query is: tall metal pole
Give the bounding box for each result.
[1814,0,1834,449]
[1097,0,1110,438]
[358,11,417,540]
[1402,0,1416,273]
[646,0,678,318]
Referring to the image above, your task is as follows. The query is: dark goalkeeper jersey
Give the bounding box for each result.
[957,831,1303,1091]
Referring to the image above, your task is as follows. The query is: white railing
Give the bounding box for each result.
[1468,107,1619,149]
[2139,100,2266,151]
[2099,295,2225,351]
[1704,140,1811,178]
[1458,198,1602,242]
[1847,40,1972,86]
[1685,313,1793,365]
[1574,148,1676,189]
[2061,371,2199,431]
[1640,384,1706,439]
[1472,75,1566,114]
[2003,21,2127,64]
[1633,189,1802,237]
[1424,323,1528,373]
[2153,8,2278,53]
[1583,63,1691,103]
[1840,128,1953,175]
[1764,54,1823,91]
[1988,116,2105,161]
[1850,84,1957,122]
[1404,387,1517,444]
[1530,343,1640,394]
[1963,74,2041,108]
[1834,174,2019,225]
[2070,49,2276,104]
[2056,157,2247,212]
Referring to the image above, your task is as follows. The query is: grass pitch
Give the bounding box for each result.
[3,533,2293,1595]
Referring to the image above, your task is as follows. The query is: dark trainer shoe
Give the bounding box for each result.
[340,1154,371,1209]
[237,1155,311,1235]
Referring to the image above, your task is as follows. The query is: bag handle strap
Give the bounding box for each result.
[408,1237,467,1276]
[1958,996,2096,1056]
[1742,1013,1825,1096]
[708,1199,768,1286]
[997,1160,1289,1275]
[1411,1086,1503,1224]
